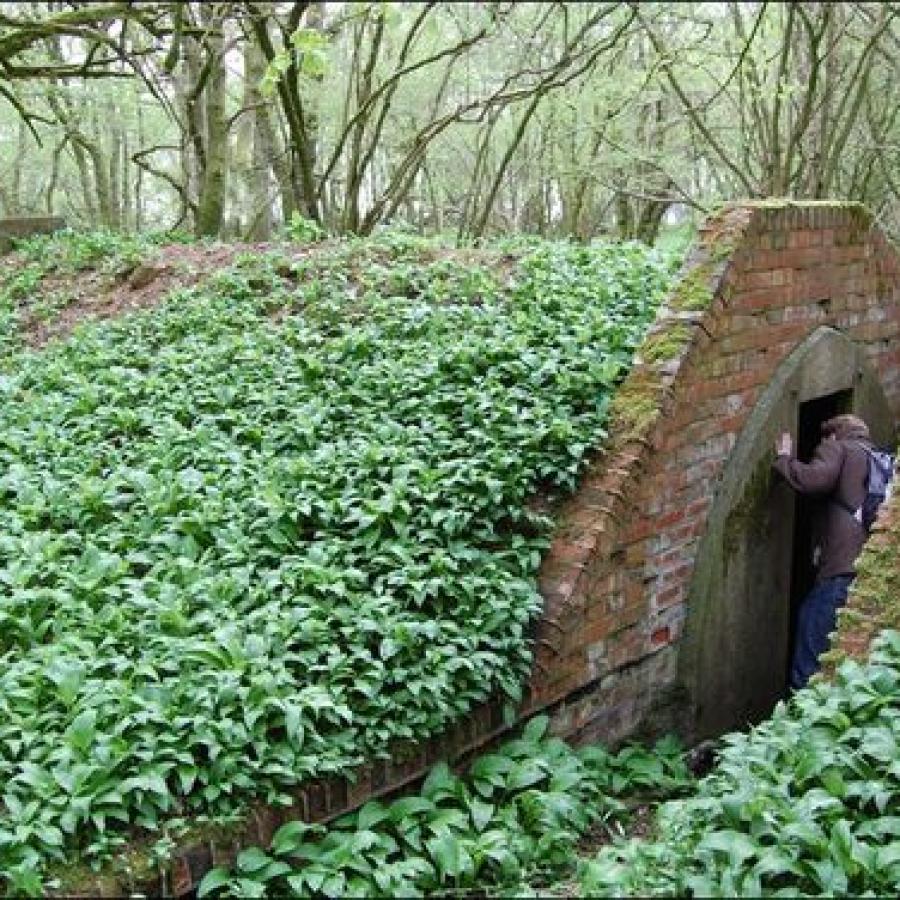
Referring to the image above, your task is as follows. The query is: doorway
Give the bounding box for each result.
[785,389,854,685]
[682,326,894,744]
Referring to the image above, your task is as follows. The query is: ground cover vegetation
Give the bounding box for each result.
[194,631,900,899]
[0,229,677,892]
[197,717,694,899]
[580,630,900,898]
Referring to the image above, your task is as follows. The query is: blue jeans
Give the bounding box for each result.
[789,575,854,690]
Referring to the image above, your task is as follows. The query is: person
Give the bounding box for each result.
[772,414,872,689]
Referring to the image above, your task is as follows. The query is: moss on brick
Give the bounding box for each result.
[47,814,248,897]
[710,240,737,263]
[670,266,715,312]
[608,376,664,441]
[641,325,692,364]
[725,198,869,211]
[45,863,126,898]
[820,457,900,676]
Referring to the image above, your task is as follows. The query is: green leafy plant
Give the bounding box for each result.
[198,718,692,898]
[282,212,326,243]
[579,630,900,898]
[0,232,676,891]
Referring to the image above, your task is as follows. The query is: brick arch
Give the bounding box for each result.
[679,325,894,739]
[525,201,900,747]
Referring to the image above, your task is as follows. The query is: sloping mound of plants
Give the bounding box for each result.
[0,229,183,354]
[0,233,676,892]
[580,629,900,898]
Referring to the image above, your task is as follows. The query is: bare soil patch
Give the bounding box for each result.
[18,243,279,349]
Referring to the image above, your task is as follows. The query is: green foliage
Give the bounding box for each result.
[0,235,675,890]
[579,630,900,898]
[289,27,331,76]
[261,24,331,95]
[13,229,175,273]
[654,223,697,255]
[282,212,326,243]
[197,719,693,898]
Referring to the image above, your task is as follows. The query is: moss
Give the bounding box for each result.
[641,325,692,364]
[49,814,249,896]
[852,539,900,619]
[724,198,869,211]
[670,266,715,312]
[608,375,664,440]
[824,458,900,674]
[836,607,864,627]
[722,458,773,559]
[710,239,737,262]
[49,851,160,896]
[44,863,125,897]
[818,647,846,671]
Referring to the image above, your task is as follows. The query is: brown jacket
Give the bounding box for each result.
[773,437,870,580]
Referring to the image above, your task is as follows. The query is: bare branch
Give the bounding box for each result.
[632,3,756,195]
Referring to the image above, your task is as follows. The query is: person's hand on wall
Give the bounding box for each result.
[775,431,793,457]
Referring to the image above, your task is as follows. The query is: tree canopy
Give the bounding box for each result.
[1,2,898,243]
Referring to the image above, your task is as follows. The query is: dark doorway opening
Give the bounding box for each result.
[786,389,854,685]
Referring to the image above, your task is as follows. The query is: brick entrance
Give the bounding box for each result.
[530,201,900,745]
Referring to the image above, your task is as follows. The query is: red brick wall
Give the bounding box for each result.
[82,202,900,896]
[528,201,900,744]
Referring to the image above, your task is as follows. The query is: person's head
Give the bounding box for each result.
[821,413,870,442]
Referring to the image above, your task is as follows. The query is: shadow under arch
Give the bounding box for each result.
[677,325,896,741]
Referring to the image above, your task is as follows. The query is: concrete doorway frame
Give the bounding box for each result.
[678,326,895,741]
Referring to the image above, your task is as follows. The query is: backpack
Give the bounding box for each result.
[838,444,895,533]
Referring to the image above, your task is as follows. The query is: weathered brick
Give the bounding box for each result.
[606,625,647,670]
[653,583,684,611]
[650,625,671,648]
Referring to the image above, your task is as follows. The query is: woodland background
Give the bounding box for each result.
[1,1,898,245]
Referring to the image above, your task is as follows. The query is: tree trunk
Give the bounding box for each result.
[84,118,114,229]
[108,124,122,230]
[178,29,204,233]
[135,96,144,232]
[615,191,633,240]
[8,120,29,215]
[245,39,273,240]
[45,138,67,216]
[635,196,672,245]
[195,4,228,237]
[121,125,132,231]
